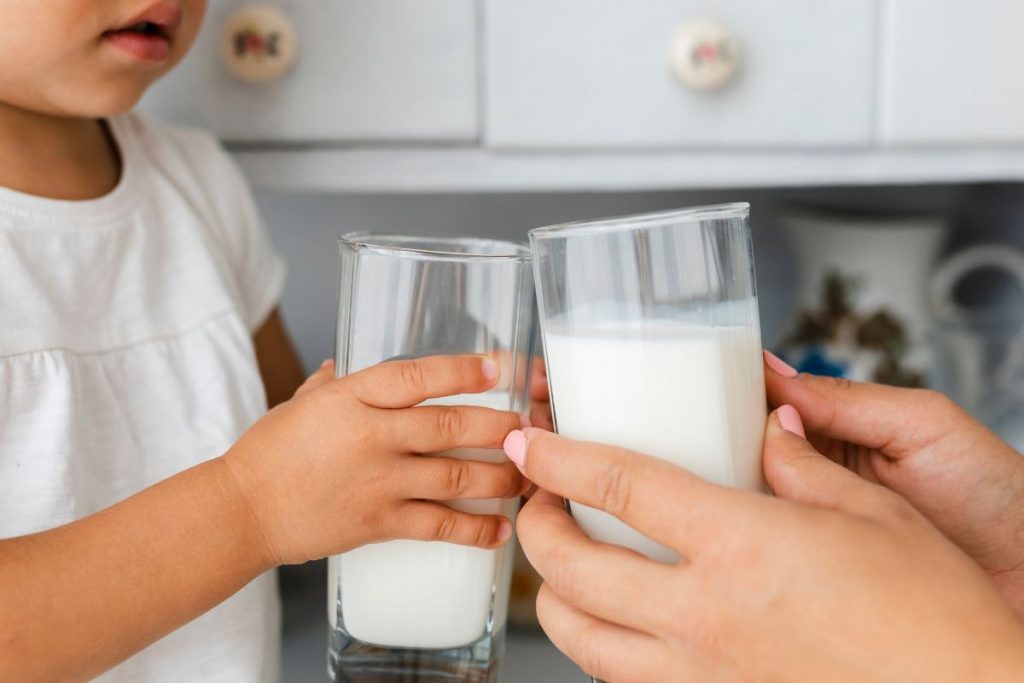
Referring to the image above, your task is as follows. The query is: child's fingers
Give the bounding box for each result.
[351,355,498,409]
[402,457,525,501]
[387,405,523,452]
[292,359,335,399]
[389,502,514,549]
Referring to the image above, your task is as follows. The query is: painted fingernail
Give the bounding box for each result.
[503,430,527,471]
[764,350,798,378]
[481,358,498,382]
[777,404,806,438]
[320,358,334,368]
[497,517,513,543]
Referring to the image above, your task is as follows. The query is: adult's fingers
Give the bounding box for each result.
[402,457,525,501]
[763,352,960,457]
[389,501,513,549]
[350,355,499,409]
[292,359,336,399]
[503,429,745,554]
[536,583,671,683]
[386,405,522,452]
[518,489,677,633]
[763,405,910,521]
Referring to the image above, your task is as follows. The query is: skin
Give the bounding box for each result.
[508,411,1024,682]
[763,359,1024,616]
[0,356,525,682]
[253,308,306,408]
[0,1,207,200]
[528,357,554,432]
[0,2,521,680]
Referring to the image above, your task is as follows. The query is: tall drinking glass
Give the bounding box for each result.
[530,203,767,565]
[328,234,535,683]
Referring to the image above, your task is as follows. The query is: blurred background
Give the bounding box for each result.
[143,2,1024,680]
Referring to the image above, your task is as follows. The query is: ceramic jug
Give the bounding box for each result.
[779,210,948,387]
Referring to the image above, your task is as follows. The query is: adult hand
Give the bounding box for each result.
[224,355,525,566]
[764,351,1024,614]
[506,409,1024,682]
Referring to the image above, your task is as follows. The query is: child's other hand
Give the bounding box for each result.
[222,355,526,567]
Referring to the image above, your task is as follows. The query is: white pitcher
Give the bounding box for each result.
[779,210,949,386]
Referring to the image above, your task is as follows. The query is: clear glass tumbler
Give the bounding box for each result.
[328,234,535,683]
[529,203,767,566]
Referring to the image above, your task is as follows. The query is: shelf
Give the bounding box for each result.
[231,145,1024,193]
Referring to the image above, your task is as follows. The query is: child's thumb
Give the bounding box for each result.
[293,359,336,399]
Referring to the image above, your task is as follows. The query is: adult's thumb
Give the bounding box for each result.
[764,405,895,519]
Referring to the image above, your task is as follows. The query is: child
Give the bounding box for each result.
[0,2,524,681]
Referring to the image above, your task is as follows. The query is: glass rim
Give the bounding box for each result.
[528,202,750,240]
[339,232,531,262]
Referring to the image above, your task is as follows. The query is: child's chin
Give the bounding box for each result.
[78,84,149,118]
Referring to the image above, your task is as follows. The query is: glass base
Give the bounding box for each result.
[328,625,505,683]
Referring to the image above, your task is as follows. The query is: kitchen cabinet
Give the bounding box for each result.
[141,0,478,142]
[140,0,1024,191]
[880,0,1024,145]
[485,0,876,149]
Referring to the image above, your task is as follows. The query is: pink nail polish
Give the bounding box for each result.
[764,350,798,378]
[503,430,527,470]
[777,404,806,438]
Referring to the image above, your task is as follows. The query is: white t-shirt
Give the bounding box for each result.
[0,114,285,682]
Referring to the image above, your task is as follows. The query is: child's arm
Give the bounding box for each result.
[0,355,524,683]
[253,307,306,408]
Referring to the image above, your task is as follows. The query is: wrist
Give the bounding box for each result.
[209,455,279,573]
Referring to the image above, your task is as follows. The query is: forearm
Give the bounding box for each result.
[0,458,272,683]
[253,308,306,408]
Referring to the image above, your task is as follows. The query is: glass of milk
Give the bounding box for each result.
[529,203,767,565]
[328,234,535,682]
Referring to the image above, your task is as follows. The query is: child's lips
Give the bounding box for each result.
[103,3,181,62]
[103,28,171,62]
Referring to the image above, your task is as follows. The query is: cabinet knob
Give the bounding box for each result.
[221,4,299,84]
[670,20,740,92]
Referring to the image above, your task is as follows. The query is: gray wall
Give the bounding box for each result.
[257,184,1012,371]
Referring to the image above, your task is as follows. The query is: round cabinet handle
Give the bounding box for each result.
[221,4,299,84]
[670,19,740,92]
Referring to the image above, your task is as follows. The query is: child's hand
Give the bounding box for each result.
[764,352,1024,616]
[222,355,526,567]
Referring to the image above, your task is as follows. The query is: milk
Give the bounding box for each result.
[543,319,766,563]
[328,392,518,650]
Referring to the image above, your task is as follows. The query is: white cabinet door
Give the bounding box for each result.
[880,0,1024,145]
[141,1,477,142]
[485,0,876,149]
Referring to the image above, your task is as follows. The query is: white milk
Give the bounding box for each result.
[544,319,766,563]
[328,392,518,649]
